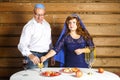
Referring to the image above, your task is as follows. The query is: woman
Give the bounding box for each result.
[41,14,94,68]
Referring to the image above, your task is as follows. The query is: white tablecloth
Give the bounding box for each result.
[10,68,120,80]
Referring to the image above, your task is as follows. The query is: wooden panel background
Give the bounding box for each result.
[0,0,120,79]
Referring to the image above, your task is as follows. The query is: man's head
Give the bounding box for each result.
[33,4,45,23]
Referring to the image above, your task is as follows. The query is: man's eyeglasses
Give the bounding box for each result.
[34,11,45,17]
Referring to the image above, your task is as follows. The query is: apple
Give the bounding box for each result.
[75,71,83,77]
[98,68,104,73]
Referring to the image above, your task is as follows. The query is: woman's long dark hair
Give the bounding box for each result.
[65,16,93,41]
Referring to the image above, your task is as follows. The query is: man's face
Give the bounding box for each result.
[34,8,45,23]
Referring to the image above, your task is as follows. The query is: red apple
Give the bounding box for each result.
[75,71,83,77]
[98,68,104,73]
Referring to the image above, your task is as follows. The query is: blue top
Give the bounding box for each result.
[53,34,94,68]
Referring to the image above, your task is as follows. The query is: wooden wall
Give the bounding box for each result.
[0,0,120,80]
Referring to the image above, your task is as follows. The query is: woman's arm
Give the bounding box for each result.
[41,50,56,63]
[74,47,90,55]
[41,35,66,63]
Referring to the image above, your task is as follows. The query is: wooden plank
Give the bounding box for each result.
[0,37,19,46]
[5,0,120,3]
[93,58,120,67]
[0,48,22,57]
[0,0,9,2]
[0,3,120,12]
[0,37,120,46]
[0,25,23,36]
[93,37,120,46]
[0,24,120,36]
[86,24,120,36]
[96,47,120,57]
[0,14,120,24]
[0,58,23,67]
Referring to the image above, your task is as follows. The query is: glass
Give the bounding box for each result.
[35,14,45,17]
[22,59,28,76]
[85,47,96,75]
[38,63,44,72]
[34,11,45,17]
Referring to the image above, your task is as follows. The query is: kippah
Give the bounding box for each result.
[34,4,45,9]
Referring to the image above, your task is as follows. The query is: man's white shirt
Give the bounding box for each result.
[18,18,52,56]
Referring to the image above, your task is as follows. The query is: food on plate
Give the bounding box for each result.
[62,68,80,73]
[75,70,83,78]
[98,68,104,73]
[71,68,80,72]
[42,71,61,77]
[63,68,73,72]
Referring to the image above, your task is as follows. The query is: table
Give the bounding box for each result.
[10,68,120,80]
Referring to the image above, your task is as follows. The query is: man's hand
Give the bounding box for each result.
[28,54,40,64]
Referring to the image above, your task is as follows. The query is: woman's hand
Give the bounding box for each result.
[74,49,84,55]
[40,50,56,63]
[75,48,90,55]
[40,56,47,63]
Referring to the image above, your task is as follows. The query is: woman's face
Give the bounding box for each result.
[33,8,45,23]
[68,19,77,31]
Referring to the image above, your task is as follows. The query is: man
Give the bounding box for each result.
[18,4,52,69]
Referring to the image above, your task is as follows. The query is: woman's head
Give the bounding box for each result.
[65,14,92,41]
[65,15,83,35]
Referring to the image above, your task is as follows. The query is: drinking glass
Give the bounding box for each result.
[85,47,96,75]
[38,63,44,72]
[22,59,28,76]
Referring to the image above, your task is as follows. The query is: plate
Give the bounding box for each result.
[41,71,61,77]
[60,68,80,73]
